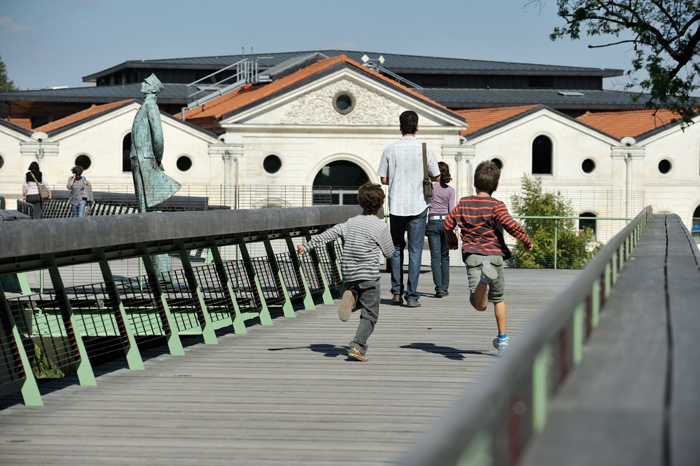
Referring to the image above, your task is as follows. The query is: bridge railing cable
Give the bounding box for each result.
[399,205,654,466]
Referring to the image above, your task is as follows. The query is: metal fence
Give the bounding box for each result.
[0,207,356,406]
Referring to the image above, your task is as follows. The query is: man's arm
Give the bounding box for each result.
[493,203,533,250]
[146,105,164,164]
[427,146,440,177]
[376,149,389,185]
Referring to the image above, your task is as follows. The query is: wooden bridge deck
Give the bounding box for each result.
[0,268,578,466]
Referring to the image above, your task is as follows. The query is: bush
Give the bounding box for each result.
[511,175,600,269]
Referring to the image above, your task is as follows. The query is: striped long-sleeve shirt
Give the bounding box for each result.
[444,196,531,260]
[301,214,394,282]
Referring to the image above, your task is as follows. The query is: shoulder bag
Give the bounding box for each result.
[29,172,50,200]
[422,143,433,198]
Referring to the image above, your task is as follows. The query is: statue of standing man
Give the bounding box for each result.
[131,73,181,212]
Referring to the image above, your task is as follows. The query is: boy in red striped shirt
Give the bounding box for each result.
[444,161,533,354]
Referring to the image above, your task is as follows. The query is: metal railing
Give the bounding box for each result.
[0,206,357,406]
[400,205,653,466]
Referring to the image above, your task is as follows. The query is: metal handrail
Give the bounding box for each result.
[400,205,653,466]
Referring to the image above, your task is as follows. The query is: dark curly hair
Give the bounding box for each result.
[357,182,385,214]
[399,110,418,135]
[474,161,500,195]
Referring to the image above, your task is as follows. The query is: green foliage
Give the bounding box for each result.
[0,55,18,92]
[531,0,700,126]
[31,344,64,379]
[511,175,601,269]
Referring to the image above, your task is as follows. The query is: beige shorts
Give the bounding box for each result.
[464,254,505,308]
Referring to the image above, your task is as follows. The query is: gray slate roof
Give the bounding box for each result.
[0,84,650,111]
[423,88,651,110]
[0,84,189,104]
[82,50,624,81]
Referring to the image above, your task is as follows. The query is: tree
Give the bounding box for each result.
[511,175,600,269]
[529,1,700,125]
[0,55,18,92]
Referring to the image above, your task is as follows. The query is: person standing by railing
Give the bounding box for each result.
[444,161,533,354]
[426,162,456,298]
[22,161,51,219]
[67,166,93,217]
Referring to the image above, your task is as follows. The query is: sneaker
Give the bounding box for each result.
[480,262,498,284]
[493,337,509,354]
[406,300,421,308]
[435,291,449,298]
[391,294,404,305]
[348,346,368,362]
[338,290,356,322]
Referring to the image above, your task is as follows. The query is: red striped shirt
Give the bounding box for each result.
[444,196,531,259]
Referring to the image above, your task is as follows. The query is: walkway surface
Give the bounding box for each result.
[0,268,579,465]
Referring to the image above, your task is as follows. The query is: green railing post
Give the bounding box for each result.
[136,244,185,356]
[553,219,558,270]
[572,303,584,366]
[261,233,295,318]
[235,235,273,326]
[94,248,145,371]
[591,279,600,328]
[43,255,97,386]
[206,239,247,334]
[176,240,218,345]
[283,233,316,311]
[532,344,552,433]
[303,227,334,305]
[0,285,43,406]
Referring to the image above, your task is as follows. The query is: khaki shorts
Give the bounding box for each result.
[464,254,505,308]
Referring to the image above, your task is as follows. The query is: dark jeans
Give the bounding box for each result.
[347,279,380,354]
[426,219,450,293]
[389,208,427,302]
[26,194,42,219]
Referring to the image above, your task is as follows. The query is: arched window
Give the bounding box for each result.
[532,135,552,175]
[579,212,597,238]
[122,133,132,172]
[312,160,370,206]
[692,206,700,245]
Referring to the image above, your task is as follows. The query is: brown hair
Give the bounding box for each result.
[357,182,385,214]
[474,161,500,195]
[438,161,451,184]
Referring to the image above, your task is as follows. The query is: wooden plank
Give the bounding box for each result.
[0,268,575,465]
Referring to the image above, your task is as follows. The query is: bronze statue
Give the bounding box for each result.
[131,74,181,212]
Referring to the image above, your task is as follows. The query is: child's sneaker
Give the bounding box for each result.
[338,290,356,322]
[480,262,498,284]
[348,346,368,362]
[493,337,509,354]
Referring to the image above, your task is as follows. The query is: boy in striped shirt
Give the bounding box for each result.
[444,161,533,354]
[298,182,394,362]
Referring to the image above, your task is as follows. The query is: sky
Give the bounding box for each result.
[0,0,643,91]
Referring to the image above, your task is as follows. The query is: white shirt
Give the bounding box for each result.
[377,136,439,216]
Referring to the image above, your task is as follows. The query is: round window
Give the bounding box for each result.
[491,158,503,170]
[75,155,91,170]
[582,158,596,173]
[658,159,672,174]
[333,92,355,115]
[177,156,192,172]
[263,155,282,174]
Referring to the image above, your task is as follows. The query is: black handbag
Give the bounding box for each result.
[422,143,433,198]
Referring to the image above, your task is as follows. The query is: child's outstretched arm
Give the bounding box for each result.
[297,221,348,255]
[493,203,534,250]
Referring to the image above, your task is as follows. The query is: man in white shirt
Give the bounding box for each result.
[377,110,439,307]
